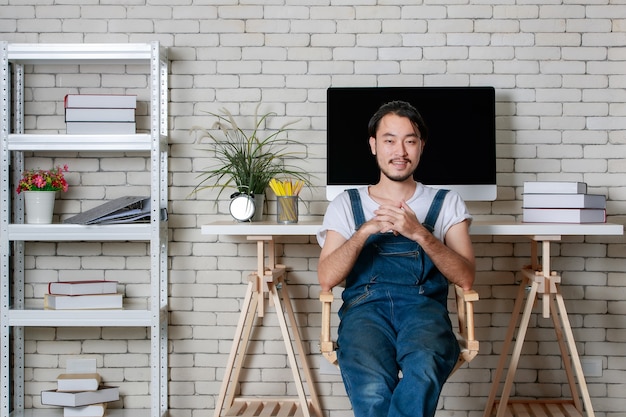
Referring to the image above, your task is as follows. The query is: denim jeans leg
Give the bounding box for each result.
[337,295,399,417]
[389,294,460,417]
[337,288,459,417]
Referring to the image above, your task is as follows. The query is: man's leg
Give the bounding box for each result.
[389,298,460,417]
[337,301,399,417]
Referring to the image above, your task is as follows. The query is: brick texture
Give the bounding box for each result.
[2,2,626,417]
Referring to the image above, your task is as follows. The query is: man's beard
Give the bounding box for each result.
[378,160,415,182]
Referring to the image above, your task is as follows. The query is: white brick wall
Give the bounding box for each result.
[3,1,626,416]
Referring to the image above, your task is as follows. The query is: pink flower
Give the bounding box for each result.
[16,165,69,194]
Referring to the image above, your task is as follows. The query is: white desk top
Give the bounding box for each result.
[201,218,624,237]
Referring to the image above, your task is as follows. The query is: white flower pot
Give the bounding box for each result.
[23,191,56,224]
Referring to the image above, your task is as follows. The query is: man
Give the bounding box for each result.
[317,100,475,417]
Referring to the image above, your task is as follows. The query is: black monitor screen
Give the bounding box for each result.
[326,86,497,201]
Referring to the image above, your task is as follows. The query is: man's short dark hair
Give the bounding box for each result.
[367,100,429,142]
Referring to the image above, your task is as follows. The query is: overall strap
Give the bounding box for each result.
[347,188,366,229]
[349,187,449,233]
[422,189,450,233]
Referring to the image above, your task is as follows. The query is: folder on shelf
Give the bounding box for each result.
[63,196,165,225]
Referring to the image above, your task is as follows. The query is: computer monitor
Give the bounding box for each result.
[326,86,497,201]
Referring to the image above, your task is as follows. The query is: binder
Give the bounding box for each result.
[63,196,165,225]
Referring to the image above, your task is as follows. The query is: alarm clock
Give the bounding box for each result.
[229,193,256,222]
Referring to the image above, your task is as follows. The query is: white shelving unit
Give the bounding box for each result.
[0,42,169,417]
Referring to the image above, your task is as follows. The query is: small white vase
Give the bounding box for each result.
[23,191,57,224]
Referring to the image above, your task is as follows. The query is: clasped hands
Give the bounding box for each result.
[363,201,426,239]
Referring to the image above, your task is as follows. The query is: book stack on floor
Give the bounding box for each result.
[42,359,119,417]
[522,181,607,223]
[44,280,123,310]
[65,94,137,134]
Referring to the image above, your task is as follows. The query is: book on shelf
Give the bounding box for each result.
[64,94,137,109]
[57,373,102,392]
[48,280,118,296]
[65,107,135,122]
[66,121,136,134]
[523,208,606,223]
[522,193,606,209]
[63,403,106,417]
[44,293,123,310]
[41,385,119,407]
[523,181,587,194]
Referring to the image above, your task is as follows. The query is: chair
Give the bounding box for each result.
[320,284,479,373]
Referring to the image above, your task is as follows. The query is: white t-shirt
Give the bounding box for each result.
[317,183,472,247]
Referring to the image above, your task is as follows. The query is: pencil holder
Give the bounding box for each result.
[277,196,299,224]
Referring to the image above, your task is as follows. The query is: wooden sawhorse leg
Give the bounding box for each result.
[484,236,594,417]
[213,236,322,417]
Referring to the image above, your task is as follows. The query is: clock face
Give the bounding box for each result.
[229,194,256,221]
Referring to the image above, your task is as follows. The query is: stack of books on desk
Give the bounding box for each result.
[41,359,119,417]
[44,280,122,310]
[522,181,606,223]
[65,94,136,134]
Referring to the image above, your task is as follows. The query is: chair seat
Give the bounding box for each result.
[319,284,479,374]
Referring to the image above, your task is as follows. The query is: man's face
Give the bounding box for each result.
[369,113,424,183]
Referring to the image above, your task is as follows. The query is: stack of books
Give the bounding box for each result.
[65,94,137,134]
[522,181,607,223]
[41,359,119,417]
[44,280,123,310]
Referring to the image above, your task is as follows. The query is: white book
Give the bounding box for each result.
[44,293,123,310]
[522,193,606,209]
[66,122,136,134]
[41,386,119,407]
[523,208,606,223]
[48,280,118,296]
[523,181,587,194]
[63,403,106,417]
[65,108,135,122]
[65,94,136,109]
[56,373,102,392]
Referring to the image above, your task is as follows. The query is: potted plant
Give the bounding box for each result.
[191,105,310,221]
[16,164,69,224]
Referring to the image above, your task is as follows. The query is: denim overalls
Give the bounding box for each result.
[336,188,460,417]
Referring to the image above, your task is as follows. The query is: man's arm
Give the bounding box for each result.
[317,221,381,292]
[412,219,475,290]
